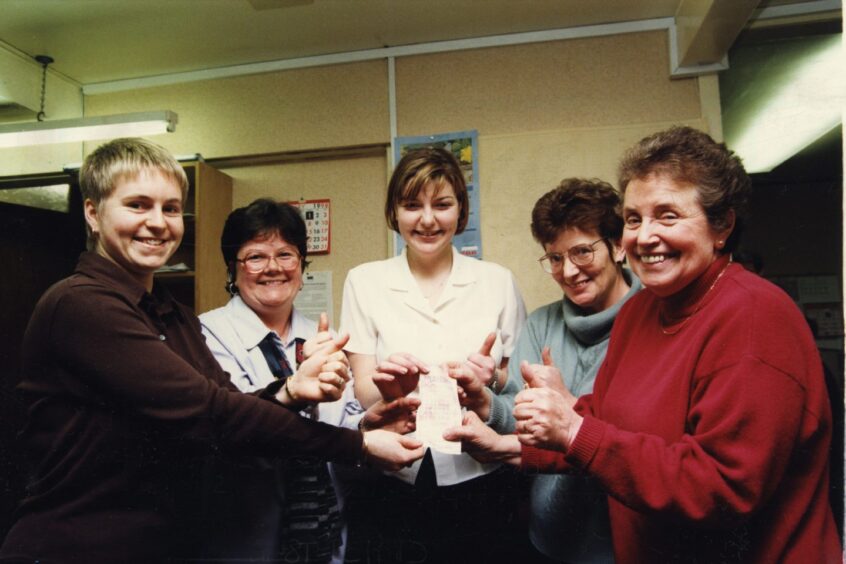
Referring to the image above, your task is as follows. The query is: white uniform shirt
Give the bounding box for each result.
[340,247,527,485]
[199,295,359,426]
[199,295,359,564]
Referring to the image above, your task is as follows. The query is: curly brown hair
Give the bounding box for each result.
[531,178,623,249]
[617,126,750,253]
[384,147,469,234]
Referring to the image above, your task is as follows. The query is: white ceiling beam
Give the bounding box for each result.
[675,0,760,66]
[0,42,83,121]
[0,44,44,113]
[669,0,760,77]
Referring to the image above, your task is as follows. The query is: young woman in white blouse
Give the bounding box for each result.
[339,146,527,562]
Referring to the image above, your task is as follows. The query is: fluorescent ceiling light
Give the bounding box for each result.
[727,35,843,173]
[0,184,70,213]
[0,111,177,149]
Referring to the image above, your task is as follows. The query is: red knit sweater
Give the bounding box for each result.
[522,256,841,563]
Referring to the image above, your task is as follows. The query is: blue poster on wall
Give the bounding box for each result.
[393,130,481,259]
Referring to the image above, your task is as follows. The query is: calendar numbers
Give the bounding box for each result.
[289,199,330,254]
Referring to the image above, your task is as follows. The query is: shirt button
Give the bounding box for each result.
[159,334,166,341]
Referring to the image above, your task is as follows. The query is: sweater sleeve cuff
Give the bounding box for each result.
[564,414,604,469]
[485,389,516,433]
[520,443,567,473]
[341,428,366,466]
[520,444,545,472]
[343,411,365,431]
[259,379,285,401]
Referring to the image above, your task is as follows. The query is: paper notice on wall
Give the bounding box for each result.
[294,271,333,326]
[415,365,462,454]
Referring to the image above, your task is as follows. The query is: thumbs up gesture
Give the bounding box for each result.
[446,332,499,421]
[282,332,351,405]
[466,332,498,388]
[519,347,576,407]
[513,355,582,452]
[303,312,333,359]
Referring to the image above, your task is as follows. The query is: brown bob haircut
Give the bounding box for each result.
[531,178,623,252]
[617,126,750,254]
[384,146,469,234]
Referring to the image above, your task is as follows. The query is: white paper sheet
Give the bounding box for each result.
[415,365,462,455]
[293,270,333,325]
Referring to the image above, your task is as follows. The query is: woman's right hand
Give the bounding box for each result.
[302,312,333,359]
[360,396,420,434]
[361,429,426,472]
[372,353,428,401]
[443,411,521,465]
[281,333,351,405]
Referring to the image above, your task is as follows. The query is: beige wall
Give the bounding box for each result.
[85,60,389,157]
[81,29,713,318]
[225,154,389,324]
[395,31,707,310]
[396,32,701,136]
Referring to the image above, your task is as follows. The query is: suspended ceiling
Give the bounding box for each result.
[0,0,833,88]
[0,0,840,175]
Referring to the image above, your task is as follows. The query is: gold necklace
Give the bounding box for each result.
[660,258,732,336]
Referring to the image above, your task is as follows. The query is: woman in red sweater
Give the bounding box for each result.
[448,126,841,563]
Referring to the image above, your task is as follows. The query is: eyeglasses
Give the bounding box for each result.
[538,238,605,273]
[236,251,301,273]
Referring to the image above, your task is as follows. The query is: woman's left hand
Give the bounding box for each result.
[284,333,351,404]
[464,332,497,387]
[446,361,489,419]
[513,361,582,452]
[524,348,578,407]
[446,333,497,420]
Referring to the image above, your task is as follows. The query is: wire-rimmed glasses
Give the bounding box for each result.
[538,238,604,273]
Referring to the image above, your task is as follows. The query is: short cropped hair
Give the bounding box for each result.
[220,198,310,293]
[384,147,469,234]
[531,178,623,248]
[617,126,750,253]
[79,138,188,250]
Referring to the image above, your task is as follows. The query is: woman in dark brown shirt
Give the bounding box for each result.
[0,138,424,564]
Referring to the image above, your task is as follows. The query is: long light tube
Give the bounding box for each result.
[0,111,177,148]
[727,35,843,173]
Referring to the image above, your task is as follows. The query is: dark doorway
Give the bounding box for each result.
[0,182,85,539]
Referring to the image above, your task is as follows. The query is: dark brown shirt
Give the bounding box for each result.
[0,252,361,564]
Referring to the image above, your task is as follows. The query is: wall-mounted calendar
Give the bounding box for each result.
[289,199,330,254]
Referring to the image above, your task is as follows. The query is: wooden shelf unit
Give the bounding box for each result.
[155,161,232,314]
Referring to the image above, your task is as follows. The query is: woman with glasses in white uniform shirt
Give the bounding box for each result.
[200,199,421,563]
